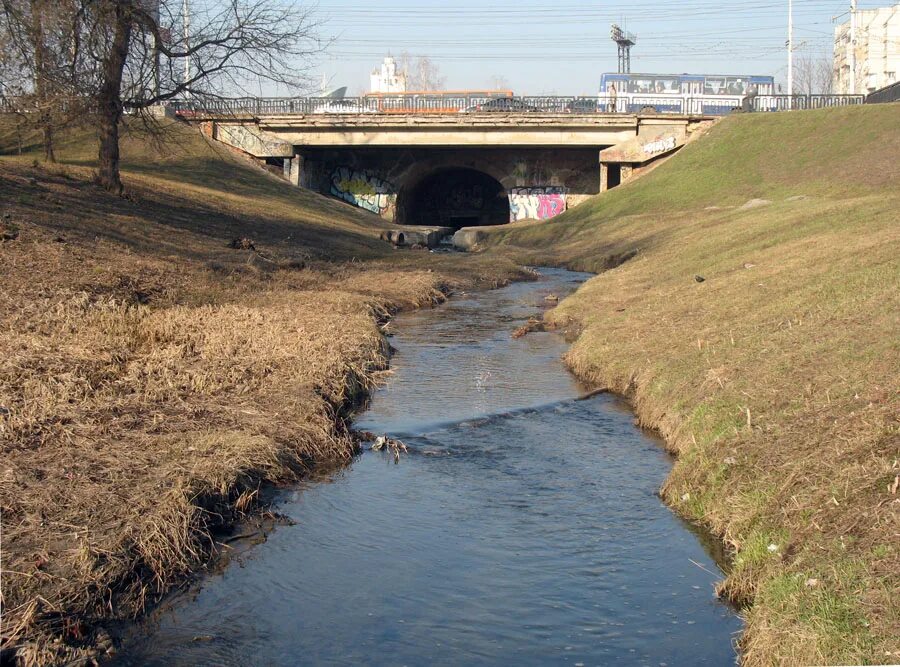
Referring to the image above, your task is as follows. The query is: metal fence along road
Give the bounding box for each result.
[748,94,867,111]
[865,81,900,105]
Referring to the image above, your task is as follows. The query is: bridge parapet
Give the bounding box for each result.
[204,112,706,150]
[170,96,720,119]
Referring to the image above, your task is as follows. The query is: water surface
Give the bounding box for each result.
[118,268,741,666]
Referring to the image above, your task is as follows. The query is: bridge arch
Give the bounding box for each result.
[396,166,509,229]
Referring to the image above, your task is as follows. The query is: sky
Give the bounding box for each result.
[302,0,892,95]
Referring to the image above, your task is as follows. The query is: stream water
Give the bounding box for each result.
[117,268,742,666]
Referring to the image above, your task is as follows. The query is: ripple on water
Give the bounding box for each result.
[115,268,741,666]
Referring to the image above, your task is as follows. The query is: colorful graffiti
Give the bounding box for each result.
[508,187,567,222]
[330,167,396,217]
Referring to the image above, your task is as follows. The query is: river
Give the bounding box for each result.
[116,268,742,666]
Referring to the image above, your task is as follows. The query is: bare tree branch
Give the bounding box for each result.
[795,52,835,95]
[398,52,446,91]
[2,0,325,192]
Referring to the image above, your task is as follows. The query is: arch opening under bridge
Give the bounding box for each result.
[398,168,509,229]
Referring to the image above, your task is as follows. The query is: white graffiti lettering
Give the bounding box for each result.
[642,136,678,156]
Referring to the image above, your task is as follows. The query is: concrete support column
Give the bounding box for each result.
[287,153,303,187]
[599,162,608,193]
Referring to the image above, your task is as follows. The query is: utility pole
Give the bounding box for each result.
[849,0,857,94]
[787,0,794,96]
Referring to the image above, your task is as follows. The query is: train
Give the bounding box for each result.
[599,72,776,115]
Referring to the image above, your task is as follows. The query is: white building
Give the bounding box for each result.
[370,57,407,94]
[833,2,900,94]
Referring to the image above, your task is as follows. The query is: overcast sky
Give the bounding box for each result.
[301,0,891,95]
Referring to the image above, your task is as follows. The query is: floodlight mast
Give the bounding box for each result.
[610,24,637,74]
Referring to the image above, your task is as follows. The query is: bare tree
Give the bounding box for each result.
[2,0,323,193]
[0,0,82,161]
[815,58,834,95]
[398,52,445,91]
[795,53,835,95]
[102,0,324,192]
[488,74,509,91]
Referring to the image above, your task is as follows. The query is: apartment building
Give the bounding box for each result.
[834,2,900,94]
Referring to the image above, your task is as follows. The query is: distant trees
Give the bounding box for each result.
[489,74,510,91]
[0,0,83,161]
[795,53,834,95]
[398,53,446,91]
[0,0,323,193]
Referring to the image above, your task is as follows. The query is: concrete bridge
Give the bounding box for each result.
[195,109,714,228]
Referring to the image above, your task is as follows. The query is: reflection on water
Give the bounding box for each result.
[117,268,742,666]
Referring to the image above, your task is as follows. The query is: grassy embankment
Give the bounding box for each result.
[483,105,899,665]
[0,119,524,665]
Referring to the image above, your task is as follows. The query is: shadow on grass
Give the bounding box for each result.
[0,166,389,265]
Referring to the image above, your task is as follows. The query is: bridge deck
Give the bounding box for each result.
[207,113,713,148]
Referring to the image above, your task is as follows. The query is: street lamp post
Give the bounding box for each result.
[787,0,794,98]
[849,0,857,94]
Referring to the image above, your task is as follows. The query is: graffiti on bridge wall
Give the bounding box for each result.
[330,167,396,217]
[642,135,677,156]
[508,187,567,222]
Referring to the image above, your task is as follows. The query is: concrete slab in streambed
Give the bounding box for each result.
[452,227,492,251]
[381,226,454,248]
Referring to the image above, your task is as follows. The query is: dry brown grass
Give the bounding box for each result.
[484,105,900,665]
[0,124,525,665]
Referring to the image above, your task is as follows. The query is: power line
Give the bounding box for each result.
[312,0,844,89]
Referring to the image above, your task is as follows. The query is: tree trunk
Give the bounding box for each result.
[31,1,56,163]
[96,3,132,194]
[43,122,55,162]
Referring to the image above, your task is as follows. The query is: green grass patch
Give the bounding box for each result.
[485,104,900,665]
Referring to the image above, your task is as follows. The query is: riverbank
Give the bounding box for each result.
[0,121,525,665]
[114,267,742,666]
[481,105,899,665]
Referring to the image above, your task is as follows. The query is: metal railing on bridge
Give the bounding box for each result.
[0,93,871,118]
[169,93,868,118]
[169,95,607,116]
[595,93,745,115]
[596,93,866,114]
